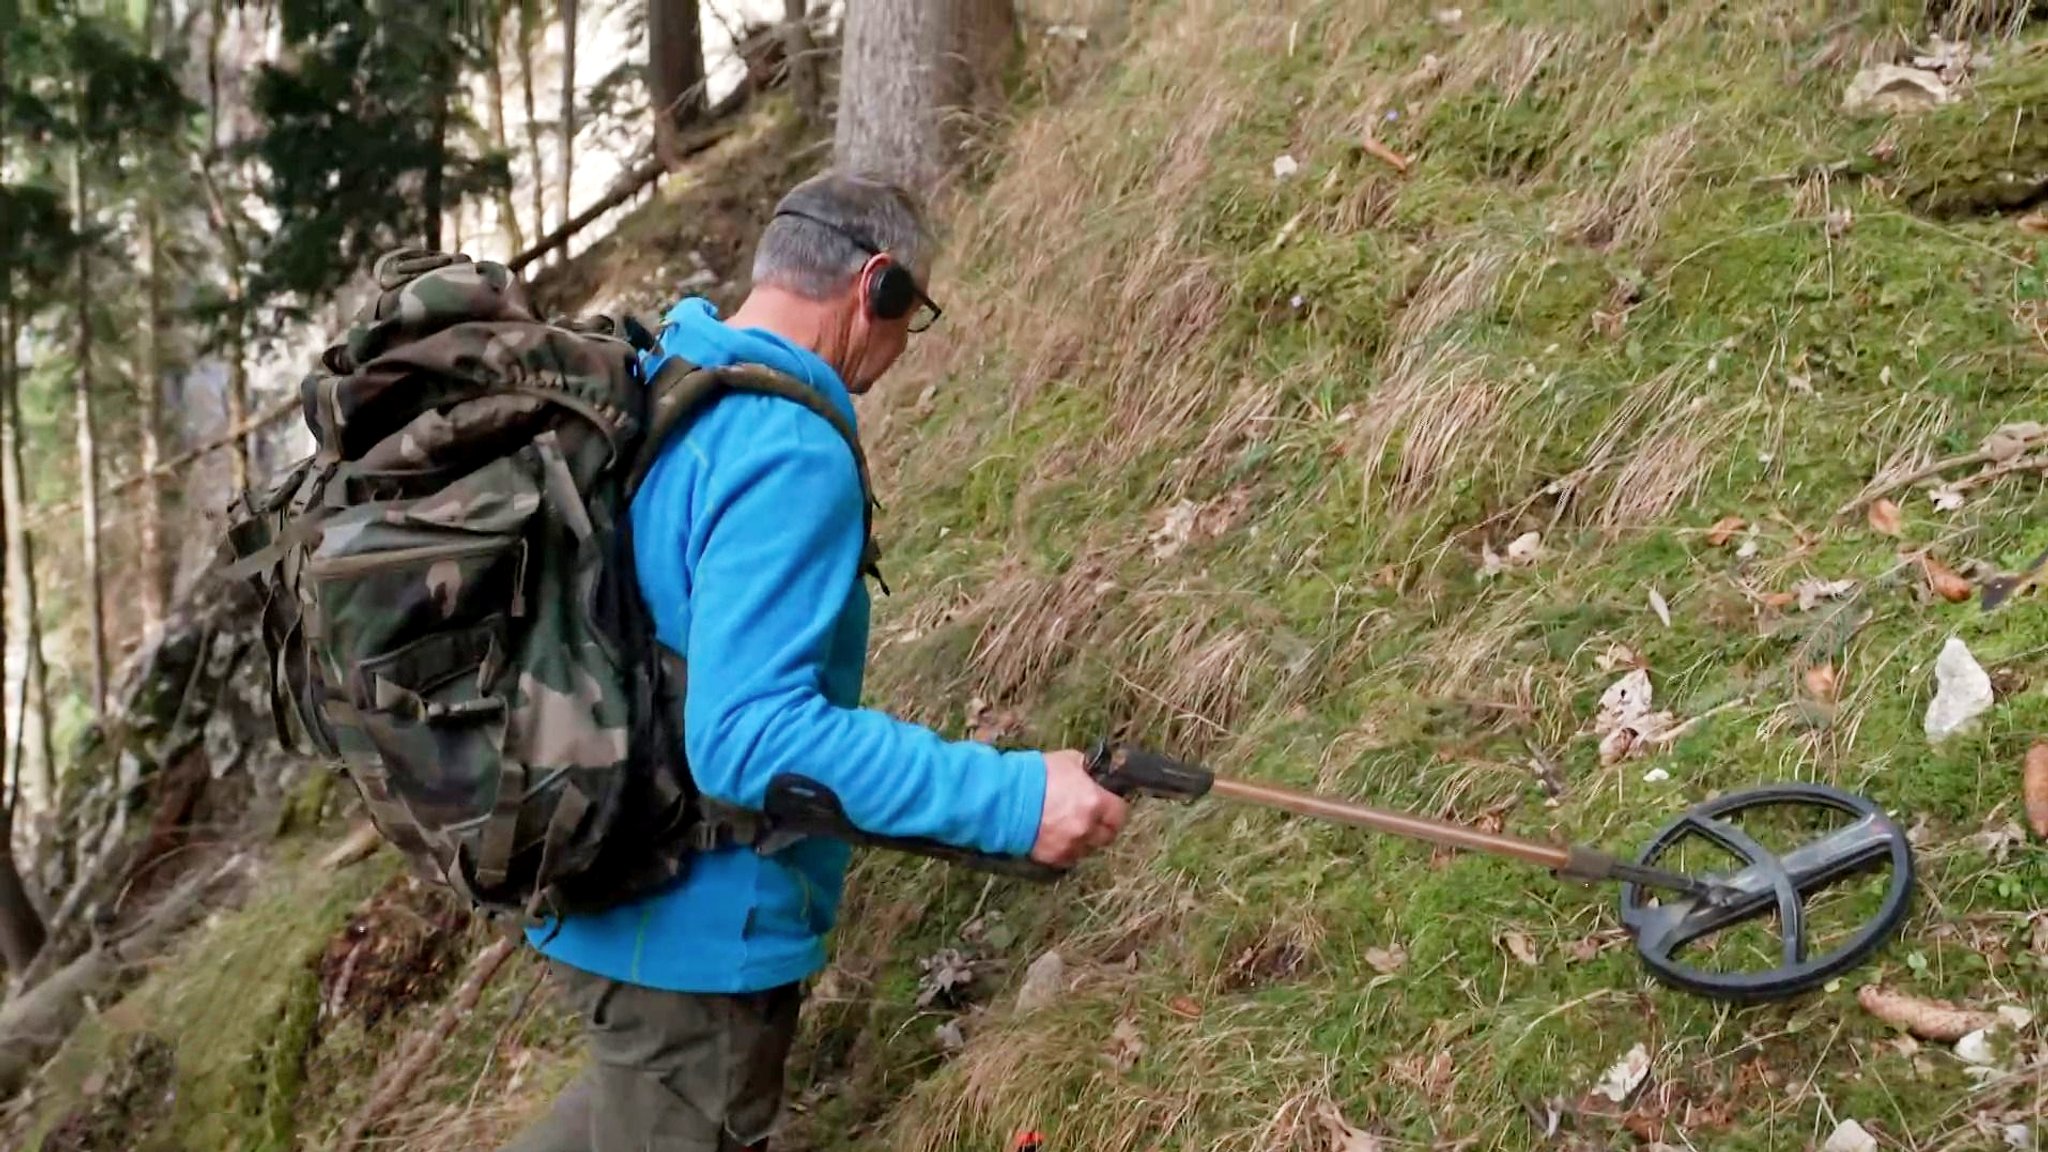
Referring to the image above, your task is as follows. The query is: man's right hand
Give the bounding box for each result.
[1030,750,1128,868]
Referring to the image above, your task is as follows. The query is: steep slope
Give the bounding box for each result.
[10,1,2047,1149]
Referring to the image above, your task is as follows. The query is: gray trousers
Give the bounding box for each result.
[500,963,804,1152]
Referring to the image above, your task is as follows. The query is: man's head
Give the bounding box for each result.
[743,170,940,394]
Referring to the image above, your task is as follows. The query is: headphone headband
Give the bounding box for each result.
[770,208,920,323]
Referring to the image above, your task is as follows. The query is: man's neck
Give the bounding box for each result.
[725,287,850,378]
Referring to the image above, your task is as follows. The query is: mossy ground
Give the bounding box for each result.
[12,0,2048,1148]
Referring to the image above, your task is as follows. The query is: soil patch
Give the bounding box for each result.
[314,873,471,1035]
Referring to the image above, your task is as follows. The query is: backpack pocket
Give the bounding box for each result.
[302,455,544,831]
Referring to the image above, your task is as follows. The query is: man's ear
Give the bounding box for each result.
[853,253,891,319]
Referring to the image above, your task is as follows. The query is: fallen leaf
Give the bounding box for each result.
[1856,984,2000,1041]
[1736,530,1762,560]
[1868,498,1905,537]
[1566,936,1608,962]
[1272,153,1300,179]
[935,1018,967,1053]
[1167,995,1202,1020]
[1924,555,1974,603]
[1925,636,1995,743]
[1796,577,1857,612]
[1843,64,1950,115]
[1649,588,1672,628]
[1592,1043,1652,1104]
[1595,670,1678,765]
[1931,485,1967,512]
[1826,206,1855,237]
[1365,945,1408,975]
[1823,1118,1879,1152]
[1480,543,1504,579]
[1595,643,1642,673]
[1982,422,2045,462]
[1643,767,1671,783]
[1500,930,1540,966]
[968,697,1026,745]
[1804,663,1839,702]
[1506,531,1542,566]
[1705,515,1746,546]
[2024,743,2048,839]
[2033,912,2048,958]
[1998,1005,2034,1030]
[1015,950,1066,1014]
[1108,1016,1146,1072]
[2021,212,2048,236]
[1150,501,1201,560]
[1315,1099,1384,1152]
[2002,1123,2033,1151]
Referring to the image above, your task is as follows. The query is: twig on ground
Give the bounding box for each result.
[1836,447,2001,517]
[331,935,520,1150]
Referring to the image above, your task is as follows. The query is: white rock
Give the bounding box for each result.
[1015,950,1066,1014]
[1822,1119,1878,1152]
[1272,154,1300,179]
[1954,1027,2000,1067]
[2003,1123,2032,1151]
[1925,636,1995,742]
[1997,1005,2034,1030]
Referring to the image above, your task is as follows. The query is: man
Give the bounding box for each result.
[500,170,1130,1152]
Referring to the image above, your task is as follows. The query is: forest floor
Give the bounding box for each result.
[9,0,2048,1149]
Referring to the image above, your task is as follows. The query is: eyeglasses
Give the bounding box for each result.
[905,285,943,334]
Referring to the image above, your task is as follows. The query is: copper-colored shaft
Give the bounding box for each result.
[1208,776,1574,871]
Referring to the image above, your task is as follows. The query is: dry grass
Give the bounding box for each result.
[964,555,1121,701]
[1564,118,1702,251]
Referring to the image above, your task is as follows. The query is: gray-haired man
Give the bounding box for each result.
[499,171,1129,1151]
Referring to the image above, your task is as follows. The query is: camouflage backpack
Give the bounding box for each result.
[219,248,885,923]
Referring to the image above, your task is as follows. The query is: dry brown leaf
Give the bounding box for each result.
[2024,743,2048,839]
[1924,555,1974,603]
[1856,984,2000,1041]
[1315,1099,1384,1152]
[1804,663,1839,702]
[1795,578,1857,612]
[2030,912,2048,958]
[1649,588,1672,628]
[1596,643,1643,673]
[1168,995,1202,1020]
[1706,515,1746,547]
[1108,1017,1146,1072]
[1500,930,1540,966]
[1868,498,1904,537]
[1365,945,1408,975]
[2020,212,2048,236]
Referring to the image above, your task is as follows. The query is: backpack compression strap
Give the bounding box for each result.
[627,359,887,592]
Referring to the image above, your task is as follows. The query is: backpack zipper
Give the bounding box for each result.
[304,535,514,580]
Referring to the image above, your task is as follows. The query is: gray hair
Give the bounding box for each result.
[750,170,933,300]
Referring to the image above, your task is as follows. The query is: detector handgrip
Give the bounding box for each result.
[1086,742,1215,801]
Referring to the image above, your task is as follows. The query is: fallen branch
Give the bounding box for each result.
[330,934,520,1150]
[1835,446,2000,517]
[318,821,386,871]
[1361,133,1412,173]
[29,396,300,528]
[1943,451,2048,497]
[510,85,753,275]
[0,852,251,1099]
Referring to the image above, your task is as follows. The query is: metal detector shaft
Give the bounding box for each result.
[1089,744,1714,900]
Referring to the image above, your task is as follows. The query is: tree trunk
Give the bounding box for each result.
[557,0,577,262]
[649,0,706,169]
[519,0,544,242]
[203,8,252,495]
[2,305,54,815]
[0,841,45,977]
[782,0,820,130]
[70,136,109,719]
[487,6,524,253]
[137,204,167,641]
[834,0,1019,198]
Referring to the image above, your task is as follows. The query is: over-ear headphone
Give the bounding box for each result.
[773,209,917,321]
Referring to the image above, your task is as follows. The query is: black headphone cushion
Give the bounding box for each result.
[869,264,916,320]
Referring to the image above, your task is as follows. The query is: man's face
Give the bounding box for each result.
[842,256,937,395]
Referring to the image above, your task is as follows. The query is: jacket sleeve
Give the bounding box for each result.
[657,398,1049,860]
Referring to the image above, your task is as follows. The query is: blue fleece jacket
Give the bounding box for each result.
[527,297,1049,994]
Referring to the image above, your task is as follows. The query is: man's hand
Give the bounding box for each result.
[1030,750,1128,867]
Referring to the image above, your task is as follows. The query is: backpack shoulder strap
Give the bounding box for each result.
[627,357,887,592]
